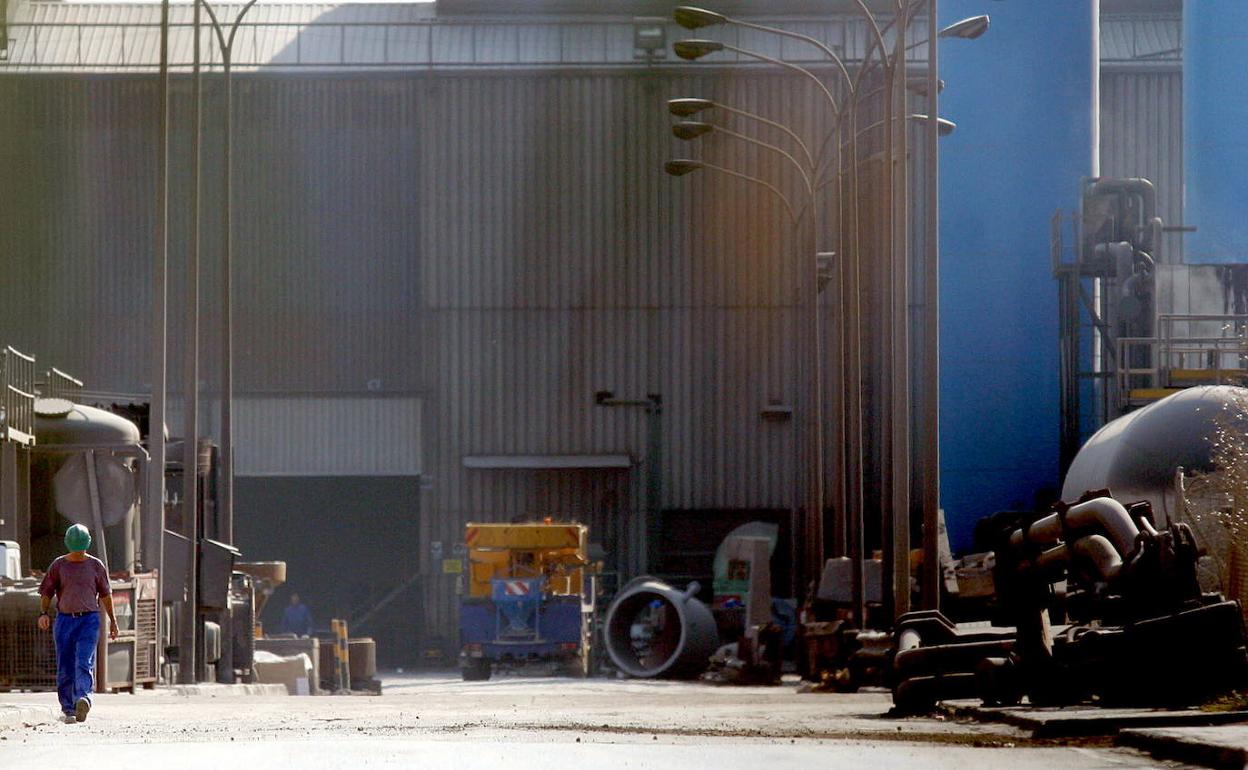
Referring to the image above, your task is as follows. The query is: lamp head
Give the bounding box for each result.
[668,98,714,117]
[938,15,990,40]
[908,114,957,136]
[672,121,714,141]
[664,159,705,177]
[673,39,725,61]
[905,78,945,98]
[673,6,727,30]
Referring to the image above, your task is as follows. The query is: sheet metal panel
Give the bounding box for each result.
[1100,71,1183,261]
[2,3,860,71]
[939,0,1098,552]
[233,396,422,476]
[1183,1,1247,264]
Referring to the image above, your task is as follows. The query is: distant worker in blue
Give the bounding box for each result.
[282,592,314,637]
[37,524,119,724]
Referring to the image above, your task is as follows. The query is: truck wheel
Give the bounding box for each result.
[461,659,491,681]
[562,644,591,678]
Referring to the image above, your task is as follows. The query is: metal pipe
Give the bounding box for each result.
[603,577,718,679]
[147,0,170,631]
[200,0,260,549]
[179,0,202,685]
[889,3,912,621]
[920,0,941,610]
[219,29,235,548]
[1008,497,1140,558]
[804,203,825,588]
[846,96,867,631]
[713,103,815,170]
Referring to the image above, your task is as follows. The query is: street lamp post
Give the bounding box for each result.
[147,0,171,690]
[670,7,858,621]
[199,0,260,549]
[667,4,983,625]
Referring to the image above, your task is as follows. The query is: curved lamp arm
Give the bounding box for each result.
[666,159,798,223]
[715,103,816,171]
[721,42,840,117]
[686,122,813,193]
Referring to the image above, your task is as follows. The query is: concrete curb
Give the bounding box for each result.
[172,683,289,697]
[941,701,1248,738]
[0,704,59,730]
[1119,727,1248,770]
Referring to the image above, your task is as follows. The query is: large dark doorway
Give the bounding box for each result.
[234,475,421,666]
[654,509,793,599]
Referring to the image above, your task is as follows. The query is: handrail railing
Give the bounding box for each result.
[45,367,84,403]
[2,346,36,444]
[1117,315,1248,405]
[0,15,861,70]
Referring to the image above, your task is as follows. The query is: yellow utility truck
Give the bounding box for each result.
[458,521,594,681]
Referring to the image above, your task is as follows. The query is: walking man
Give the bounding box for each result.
[37,524,118,724]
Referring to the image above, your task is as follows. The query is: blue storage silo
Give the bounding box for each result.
[938,1,1099,552]
[1184,1,1248,264]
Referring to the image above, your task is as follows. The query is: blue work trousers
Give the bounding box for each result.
[54,612,99,715]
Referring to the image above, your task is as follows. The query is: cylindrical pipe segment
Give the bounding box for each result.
[604,578,718,679]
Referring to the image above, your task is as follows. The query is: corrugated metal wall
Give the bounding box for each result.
[0,56,1187,642]
[1100,70,1183,261]
[0,69,820,640]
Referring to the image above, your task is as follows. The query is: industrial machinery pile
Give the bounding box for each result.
[891,489,1248,712]
[0,348,267,690]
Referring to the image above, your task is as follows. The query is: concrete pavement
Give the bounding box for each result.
[0,674,1174,768]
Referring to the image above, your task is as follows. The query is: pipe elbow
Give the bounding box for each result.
[1071,534,1123,581]
[1065,497,1139,557]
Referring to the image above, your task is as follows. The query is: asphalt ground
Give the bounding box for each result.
[0,673,1192,769]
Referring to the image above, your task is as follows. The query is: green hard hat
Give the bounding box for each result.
[65,524,91,552]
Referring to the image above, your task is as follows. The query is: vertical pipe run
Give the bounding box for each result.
[847,101,866,630]
[890,10,912,621]
[807,203,825,588]
[644,398,662,576]
[220,41,234,548]
[149,0,170,683]
[877,45,897,624]
[180,0,202,685]
[920,0,941,609]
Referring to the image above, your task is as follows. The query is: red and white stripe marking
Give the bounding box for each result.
[503,580,532,596]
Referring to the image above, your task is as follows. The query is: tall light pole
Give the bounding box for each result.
[922,0,942,610]
[200,0,261,548]
[180,0,204,685]
[147,0,170,683]
[668,4,981,625]
[673,15,851,604]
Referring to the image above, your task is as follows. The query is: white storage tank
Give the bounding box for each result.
[1061,386,1247,522]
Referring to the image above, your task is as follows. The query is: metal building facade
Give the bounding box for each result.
[0,67,817,639]
[0,4,1187,644]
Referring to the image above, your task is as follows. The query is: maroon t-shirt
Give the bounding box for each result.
[38,555,111,614]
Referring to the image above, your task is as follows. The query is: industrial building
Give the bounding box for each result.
[0,0,1193,659]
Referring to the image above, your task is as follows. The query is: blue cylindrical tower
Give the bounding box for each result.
[1184,1,1248,264]
[938,0,1099,552]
